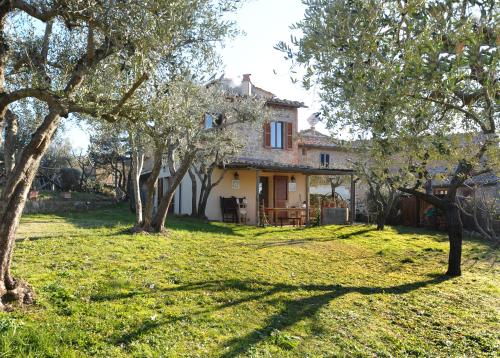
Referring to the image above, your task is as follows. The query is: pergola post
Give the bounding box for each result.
[350,174,356,224]
[256,169,260,226]
[306,174,310,225]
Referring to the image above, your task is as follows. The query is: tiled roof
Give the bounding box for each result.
[298,128,341,148]
[266,97,306,108]
[224,157,354,175]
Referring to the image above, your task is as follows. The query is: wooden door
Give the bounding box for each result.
[273,176,288,208]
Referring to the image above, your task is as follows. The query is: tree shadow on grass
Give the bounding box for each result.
[16,227,133,242]
[246,237,341,249]
[216,275,451,357]
[246,226,364,248]
[165,217,244,237]
[252,226,308,237]
[109,275,450,354]
[25,205,244,237]
[337,227,377,239]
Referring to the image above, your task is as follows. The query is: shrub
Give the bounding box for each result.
[59,168,82,191]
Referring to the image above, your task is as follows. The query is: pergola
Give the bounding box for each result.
[224,160,356,226]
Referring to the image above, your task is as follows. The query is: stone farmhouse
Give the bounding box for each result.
[141,74,364,226]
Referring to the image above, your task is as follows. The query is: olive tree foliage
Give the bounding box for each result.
[129,80,264,233]
[0,0,240,308]
[278,0,498,276]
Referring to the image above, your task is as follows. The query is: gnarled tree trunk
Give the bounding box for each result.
[188,168,197,216]
[195,166,226,219]
[445,199,462,276]
[151,153,195,232]
[376,211,386,231]
[4,110,18,174]
[142,147,164,231]
[0,110,61,308]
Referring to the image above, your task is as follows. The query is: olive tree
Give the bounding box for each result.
[135,80,264,233]
[279,0,498,276]
[0,0,240,308]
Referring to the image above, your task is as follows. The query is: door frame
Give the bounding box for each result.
[259,176,270,208]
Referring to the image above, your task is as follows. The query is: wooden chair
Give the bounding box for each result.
[220,197,238,223]
[288,208,302,226]
[276,210,288,227]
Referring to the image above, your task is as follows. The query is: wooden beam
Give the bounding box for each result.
[256,169,260,226]
[350,174,356,224]
[306,174,310,224]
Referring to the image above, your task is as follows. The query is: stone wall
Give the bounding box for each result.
[299,146,356,170]
[236,104,300,165]
[24,199,116,214]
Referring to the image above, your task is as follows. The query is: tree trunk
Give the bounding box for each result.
[0,110,61,308]
[197,179,208,218]
[399,187,463,276]
[121,159,127,195]
[195,166,225,219]
[150,155,194,232]
[152,188,176,232]
[197,188,211,219]
[4,110,18,174]
[142,147,164,231]
[376,212,385,231]
[130,137,144,226]
[445,200,462,276]
[188,168,197,216]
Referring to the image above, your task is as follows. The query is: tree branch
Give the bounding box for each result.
[12,0,58,22]
[398,187,445,209]
[0,88,61,112]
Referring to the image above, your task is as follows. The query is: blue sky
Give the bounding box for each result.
[66,0,325,150]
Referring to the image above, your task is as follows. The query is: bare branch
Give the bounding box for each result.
[40,20,53,64]
[398,187,445,209]
[86,24,95,65]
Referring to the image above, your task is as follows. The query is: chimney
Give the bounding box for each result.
[241,73,252,95]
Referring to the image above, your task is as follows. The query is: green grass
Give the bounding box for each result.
[1,205,498,357]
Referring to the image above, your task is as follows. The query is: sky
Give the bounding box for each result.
[65,0,325,150]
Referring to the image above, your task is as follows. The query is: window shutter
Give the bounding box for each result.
[264,123,271,148]
[286,122,293,150]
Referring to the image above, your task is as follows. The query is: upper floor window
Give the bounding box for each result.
[320,153,330,168]
[204,113,224,129]
[264,121,293,149]
[271,121,283,148]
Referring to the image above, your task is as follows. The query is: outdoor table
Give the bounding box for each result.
[264,207,308,226]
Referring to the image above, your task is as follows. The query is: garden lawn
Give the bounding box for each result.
[1,205,498,357]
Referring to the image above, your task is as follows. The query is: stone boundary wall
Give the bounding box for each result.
[24,199,116,214]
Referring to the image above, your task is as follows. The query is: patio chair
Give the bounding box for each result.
[276,210,288,227]
[288,208,302,226]
[220,197,238,223]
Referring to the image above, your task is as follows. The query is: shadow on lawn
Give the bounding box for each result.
[28,204,243,237]
[337,227,377,239]
[244,226,376,249]
[110,275,450,354]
